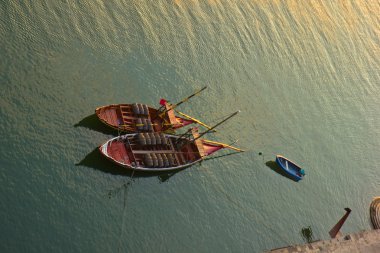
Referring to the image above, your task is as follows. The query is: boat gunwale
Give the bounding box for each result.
[276,155,302,170]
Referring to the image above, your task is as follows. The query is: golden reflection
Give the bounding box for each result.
[174,0,219,7]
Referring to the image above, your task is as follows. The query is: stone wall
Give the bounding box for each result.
[265,229,380,253]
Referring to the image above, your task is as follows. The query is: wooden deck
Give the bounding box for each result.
[99,107,119,127]
[191,128,205,158]
[107,140,130,164]
[165,103,180,127]
[127,135,192,166]
[119,105,140,125]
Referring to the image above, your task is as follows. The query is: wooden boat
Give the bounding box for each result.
[99,129,243,172]
[99,111,244,172]
[275,155,305,181]
[95,102,198,133]
[95,87,211,133]
[370,197,380,229]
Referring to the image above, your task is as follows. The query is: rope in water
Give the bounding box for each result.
[202,163,293,246]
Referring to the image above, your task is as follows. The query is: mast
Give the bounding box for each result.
[158,86,207,117]
[192,110,240,142]
[171,86,207,109]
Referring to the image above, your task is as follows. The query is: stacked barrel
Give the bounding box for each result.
[132,103,149,116]
[136,133,177,168]
[137,133,168,146]
[143,153,176,168]
[132,103,153,132]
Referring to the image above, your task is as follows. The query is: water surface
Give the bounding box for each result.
[1,1,379,252]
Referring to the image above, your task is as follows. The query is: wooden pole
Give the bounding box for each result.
[329,208,352,238]
[158,86,207,117]
[172,86,207,109]
[193,110,240,142]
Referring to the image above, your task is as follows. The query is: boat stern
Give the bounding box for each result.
[95,105,123,128]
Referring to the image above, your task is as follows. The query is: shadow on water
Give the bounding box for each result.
[75,148,182,183]
[265,160,298,182]
[203,151,244,162]
[74,114,119,136]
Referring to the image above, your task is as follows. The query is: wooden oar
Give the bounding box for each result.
[175,110,213,130]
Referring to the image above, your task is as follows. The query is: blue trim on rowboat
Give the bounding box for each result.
[275,155,305,182]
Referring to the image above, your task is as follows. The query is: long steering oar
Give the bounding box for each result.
[175,110,214,131]
[202,139,245,152]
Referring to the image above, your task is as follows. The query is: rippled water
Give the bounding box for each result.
[1,1,379,252]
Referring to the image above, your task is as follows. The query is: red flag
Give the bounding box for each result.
[159,98,167,106]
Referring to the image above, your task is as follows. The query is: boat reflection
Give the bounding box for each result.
[76,148,182,182]
[265,160,298,182]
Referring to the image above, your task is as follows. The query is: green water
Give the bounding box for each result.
[1,1,379,252]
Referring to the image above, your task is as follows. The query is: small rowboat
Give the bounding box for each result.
[95,102,197,133]
[99,128,244,172]
[275,155,305,181]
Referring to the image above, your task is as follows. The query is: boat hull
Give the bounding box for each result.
[275,155,304,181]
